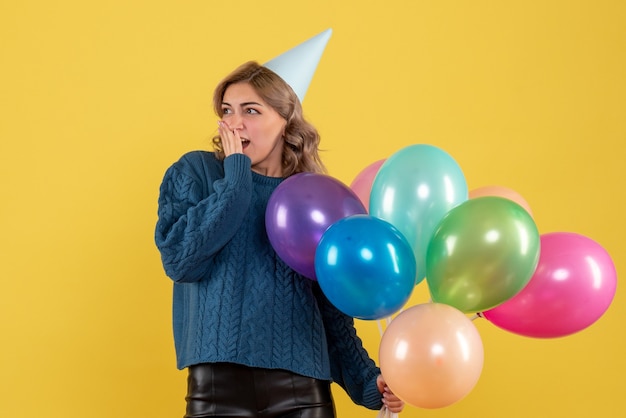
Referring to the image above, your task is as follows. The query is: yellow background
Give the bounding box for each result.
[1,1,624,417]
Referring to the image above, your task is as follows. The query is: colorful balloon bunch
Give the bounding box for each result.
[266,143,617,410]
[353,143,616,409]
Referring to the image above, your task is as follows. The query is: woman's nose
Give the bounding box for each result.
[228,113,244,130]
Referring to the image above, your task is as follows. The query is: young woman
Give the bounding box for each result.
[155,61,404,417]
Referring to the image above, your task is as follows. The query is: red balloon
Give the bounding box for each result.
[482,232,617,338]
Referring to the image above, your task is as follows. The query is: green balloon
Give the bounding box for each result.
[426,196,540,313]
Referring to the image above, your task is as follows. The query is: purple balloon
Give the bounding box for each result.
[265,173,367,280]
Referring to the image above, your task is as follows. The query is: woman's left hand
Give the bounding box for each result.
[376,375,405,413]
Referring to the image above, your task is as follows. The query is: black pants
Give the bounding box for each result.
[184,363,336,418]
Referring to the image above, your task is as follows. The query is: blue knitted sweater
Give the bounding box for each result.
[155,151,383,410]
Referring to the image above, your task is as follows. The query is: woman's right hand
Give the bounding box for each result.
[217,120,243,156]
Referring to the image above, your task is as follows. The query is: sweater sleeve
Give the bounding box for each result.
[155,152,252,282]
[313,284,383,410]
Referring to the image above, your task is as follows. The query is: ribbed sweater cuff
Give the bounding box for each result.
[223,153,251,178]
[361,372,384,410]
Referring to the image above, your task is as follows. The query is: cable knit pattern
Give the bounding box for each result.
[155,151,383,410]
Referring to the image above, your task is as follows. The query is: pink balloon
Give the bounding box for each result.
[469,185,533,217]
[349,159,385,212]
[379,303,484,409]
[482,232,617,338]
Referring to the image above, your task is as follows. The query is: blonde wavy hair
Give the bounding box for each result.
[211,61,326,176]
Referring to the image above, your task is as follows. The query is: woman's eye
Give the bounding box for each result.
[246,108,260,114]
[222,108,232,115]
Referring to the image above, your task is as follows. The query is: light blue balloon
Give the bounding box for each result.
[369,144,468,283]
[315,215,416,320]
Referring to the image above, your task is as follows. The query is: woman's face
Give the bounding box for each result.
[220,82,287,177]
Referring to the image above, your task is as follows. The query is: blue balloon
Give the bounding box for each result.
[315,215,417,320]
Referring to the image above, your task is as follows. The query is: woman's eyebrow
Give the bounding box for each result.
[221,101,264,107]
